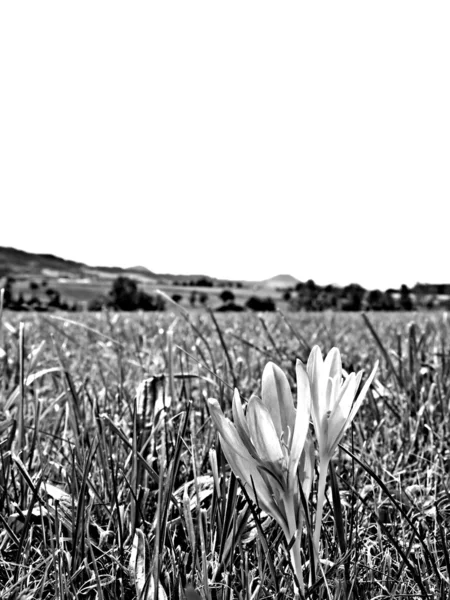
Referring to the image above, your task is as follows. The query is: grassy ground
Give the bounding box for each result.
[0,308,449,599]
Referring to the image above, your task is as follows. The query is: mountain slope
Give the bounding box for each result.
[0,246,157,280]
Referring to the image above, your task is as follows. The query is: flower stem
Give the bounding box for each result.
[290,533,304,597]
[313,458,329,560]
[285,496,305,597]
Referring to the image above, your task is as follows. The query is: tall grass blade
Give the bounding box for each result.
[130,528,148,599]
[362,313,403,388]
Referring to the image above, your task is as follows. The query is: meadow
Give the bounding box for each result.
[0,307,449,599]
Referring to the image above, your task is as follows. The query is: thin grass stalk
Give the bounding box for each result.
[92,394,112,504]
[239,482,279,595]
[153,405,167,600]
[258,315,285,363]
[130,393,139,536]
[47,314,124,348]
[217,470,238,564]
[276,309,311,359]
[0,287,4,359]
[191,425,211,600]
[0,287,4,330]
[362,313,403,389]
[436,508,450,583]
[167,325,176,403]
[208,308,237,388]
[227,330,274,361]
[12,456,45,577]
[72,441,97,574]
[183,482,198,569]
[27,383,41,471]
[175,344,233,393]
[18,322,25,466]
[157,289,217,373]
[0,288,5,402]
[328,462,346,556]
[85,496,105,600]
[313,458,329,557]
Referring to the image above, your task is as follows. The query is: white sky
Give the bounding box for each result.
[1,2,449,290]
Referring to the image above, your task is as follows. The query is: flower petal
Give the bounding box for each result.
[324,348,342,384]
[208,398,254,463]
[326,374,340,413]
[307,345,323,389]
[348,361,378,424]
[299,433,315,501]
[218,433,287,529]
[327,361,378,456]
[247,396,284,465]
[288,360,311,490]
[208,398,287,527]
[327,373,357,454]
[261,362,295,443]
[232,389,258,459]
[307,346,326,444]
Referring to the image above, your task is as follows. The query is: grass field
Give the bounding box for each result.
[0,308,449,599]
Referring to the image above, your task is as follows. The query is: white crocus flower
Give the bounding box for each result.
[208,361,312,596]
[301,345,378,553]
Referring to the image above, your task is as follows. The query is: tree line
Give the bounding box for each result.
[1,274,446,313]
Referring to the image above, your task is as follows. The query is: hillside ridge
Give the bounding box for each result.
[0,245,297,289]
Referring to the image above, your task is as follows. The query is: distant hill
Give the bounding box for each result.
[0,246,86,276]
[0,246,157,282]
[0,246,246,288]
[260,274,300,289]
[127,265,154,275]
[0,246,301,295]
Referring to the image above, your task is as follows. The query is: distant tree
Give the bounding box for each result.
[246,296,276,312]
[46,289,62,308]
[109,276,139,310]
[2,277,14,307]
[172,293,183,304]
[199,292,209,306]
[67,301,80,312]
[16,292,26,309]
[216,302,244,312]
[195,277,213,287]
[399,284,413,311]
[342,284,365,311]
[220,289,235,304]
[29,281,40,291]
[88,296,107,311]
[283,290,292,302]
[294,280,318,311]
[189,291,197,307]
[28,294,42,308]
[136,290,165,311]
[367,289,382,310]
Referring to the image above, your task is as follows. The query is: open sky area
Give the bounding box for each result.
[1,2,449,290]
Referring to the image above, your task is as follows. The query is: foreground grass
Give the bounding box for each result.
[0,309,449,599]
